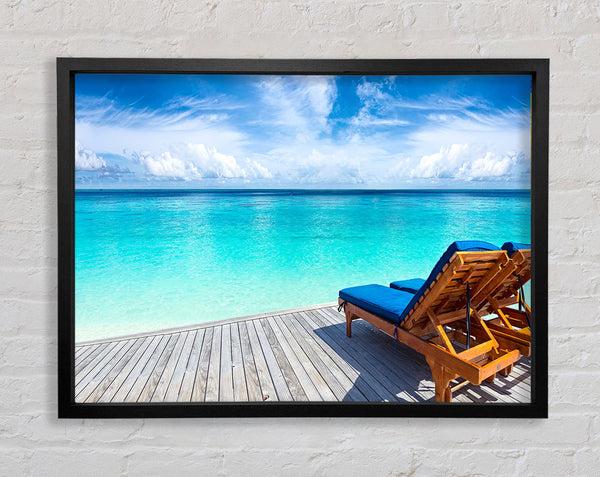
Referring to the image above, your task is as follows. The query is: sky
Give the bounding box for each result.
[74,73,532,189]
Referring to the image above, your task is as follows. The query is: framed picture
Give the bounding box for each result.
[57,58,548,418]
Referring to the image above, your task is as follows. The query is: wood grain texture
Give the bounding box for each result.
[75,305,530,404]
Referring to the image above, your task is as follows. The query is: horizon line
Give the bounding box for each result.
[75,187,531,192]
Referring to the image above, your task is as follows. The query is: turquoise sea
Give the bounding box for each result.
[75,190,531,342]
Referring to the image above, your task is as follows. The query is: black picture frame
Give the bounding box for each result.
[57,58,548,418]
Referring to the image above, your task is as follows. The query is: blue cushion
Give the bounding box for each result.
[340,241,500,325]
[390,278,426,294]
[397,240,500,323]
[502,241,531,257]
[339,284,415,325]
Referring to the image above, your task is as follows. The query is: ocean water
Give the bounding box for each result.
[75,190,531,342]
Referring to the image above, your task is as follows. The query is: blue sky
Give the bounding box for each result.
[75,73,531,189]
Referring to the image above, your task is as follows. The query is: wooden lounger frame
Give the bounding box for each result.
[340,250,523,402]
[479,249,532,356]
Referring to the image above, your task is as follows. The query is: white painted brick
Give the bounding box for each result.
[0,449,33,477]
[551,112,588,144]
[0,267,57,300]
[0,376,52,416]
[356,3,403,33]
[452,2,505,33]
[586,112,600,144]
[552,71,600,109]
[0,0,599,474]
[0,149,56,190]
[548,261,600,298]
[514,449,579,476]
[0,188,56,229]
[550,188,599,222]
[575,447,600,476]
[548,297,600,328]
[496,415,591,446]
[413,448,524,476]
[307,2,358,33]
[572,33,600,66]
[551,332,600,369]
[30,450,123,477]
[10,0,68,33]
[123,448,229,476]
[407,2,455,32]
[479,36,579,70]
[0,335,56,376]
[2,298,55,336]
[550,145,600,185]
[551,373,600,408]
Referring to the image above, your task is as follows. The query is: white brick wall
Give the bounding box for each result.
[1,1,598,475]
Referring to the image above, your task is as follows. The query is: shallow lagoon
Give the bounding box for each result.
[75,190,530,341]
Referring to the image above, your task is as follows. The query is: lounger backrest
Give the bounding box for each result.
[482,242,531,307]
[501,241,530,258]
[400,241,509,329]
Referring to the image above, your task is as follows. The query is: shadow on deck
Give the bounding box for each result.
[74,304,531,404]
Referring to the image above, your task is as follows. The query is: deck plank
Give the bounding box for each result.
[238,321,264,401]
[178,329,205,402]
[320,307,436,399]
[260,318,308,401]
[109,335,165,403]
[231,323,249,402]
[303,310,404,402]
[121,334,171,402]
[82,337,147,403]
[317,307,433,401]
[319,306,529,403]
[191,327,214,402]
[74,304,531,404]
[75,340,133,399]
[284,312,365,401]
[205,326,223,402]
[270,315,337,401]
[99,335,159,403]
[163,330,198,402]
[219,324,234,402]
[75,343,98,363]
[252,319,293,401]
[289,311,369,401]
[76,340,136,402]
[245,319,278,401]
[136,334,180,402]
[75,341,118,384]
[150,331,190,402]
[314,307,423,399]
[296,311,386,402]
[264,316,322,401]
[75,342,109,376]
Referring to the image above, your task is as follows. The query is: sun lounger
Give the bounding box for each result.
[338,241,521,402]
[475,242,532,357]
[390,241,532,358]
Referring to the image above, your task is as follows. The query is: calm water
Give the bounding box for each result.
[75,190,531,341]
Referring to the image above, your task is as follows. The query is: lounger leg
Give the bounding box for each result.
[499,363,513,377]
[346,312,353,338]
[427,359,454,403]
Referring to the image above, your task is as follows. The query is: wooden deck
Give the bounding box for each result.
[75,304,531,404]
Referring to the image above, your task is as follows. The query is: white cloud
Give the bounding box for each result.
[75,141,107,171]
[462,152,519,179]
[76,92,235,130]
[409,144,526,181]
[352,79,411,130]
[256,76,337,140]
[134,143,272,181]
